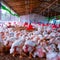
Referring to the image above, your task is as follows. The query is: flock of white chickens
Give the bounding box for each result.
[0,23,60,60]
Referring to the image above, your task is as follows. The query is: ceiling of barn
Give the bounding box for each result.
[1,0,60,16]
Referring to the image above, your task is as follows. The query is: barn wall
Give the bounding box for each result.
[0,2,1,20]
[20,14,48,23]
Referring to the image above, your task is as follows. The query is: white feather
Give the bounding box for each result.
[47,52,57,59]
[10,48,14,54]
[25,40,36,46]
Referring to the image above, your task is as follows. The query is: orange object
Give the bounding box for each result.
[27,24,33,31]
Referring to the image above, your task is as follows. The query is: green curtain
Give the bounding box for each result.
[1,5,19,17]
[57,15,60,19]
[46,16,56,22]
[46,15,60,21]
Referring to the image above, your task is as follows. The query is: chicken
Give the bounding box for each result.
[23,40,36,58]
[58,44,60,52]
[33,45,46,58]
[46,52,58,60]
[10,35,25,56]
[46,26,52,34]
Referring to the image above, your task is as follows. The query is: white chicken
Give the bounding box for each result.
[46,52,58,60]
[23,40,36,57]
[10,35,25,54]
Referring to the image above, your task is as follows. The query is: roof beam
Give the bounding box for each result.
[40,0,58,14]
[2,0,20,16]
[7,1,41,7]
